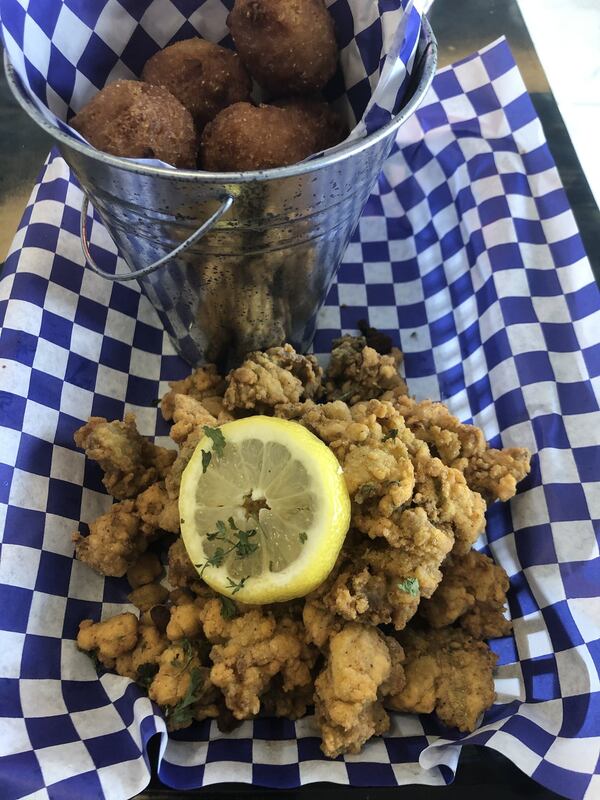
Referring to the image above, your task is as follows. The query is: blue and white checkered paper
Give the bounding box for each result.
[0,0,422,160]
[1,37,599,800]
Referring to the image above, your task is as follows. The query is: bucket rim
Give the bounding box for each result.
[4,16,437,184]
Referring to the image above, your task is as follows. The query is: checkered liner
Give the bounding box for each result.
[1,37,599,800]
[0,0,422,160]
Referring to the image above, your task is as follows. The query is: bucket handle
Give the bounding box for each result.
[80,192,234,282]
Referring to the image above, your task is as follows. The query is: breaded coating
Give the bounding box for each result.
[228,0,338,95]
[165,427,202,500]
[166,602,202,642]
[274,97,346,152]
[325,335,407,404]
[142,39,251,132]
[463,448,531,505]
[71,80,197,168]
[72,334,517,757]
[128,582,169,612]
[74,414,175,500]
[199,598,317,719]
[136,481,180,534]
[115,620,169,680]
[314,623,405,758]
[127,552,163,588]
[201,102,321,171]
[169,587,196,606]
[148,643,218,730]
[261,679,314,720]
[77,613,139,669]
[387,627,497,732]
[294,398,485,628]
[223,344,322,411]
[407,448,486,556]
[167,538,200,589]
[385,396,531,504]
[161,365,225,416]
[310,520,452,633]
[303,595,343,648]
[165,394,233,445]
[73,500,150,577]
[420,550,511,639]
[266,344,323,399]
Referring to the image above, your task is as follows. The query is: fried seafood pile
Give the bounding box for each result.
[73,337,530,756]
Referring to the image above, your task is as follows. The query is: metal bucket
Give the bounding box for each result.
[5,18,437,368]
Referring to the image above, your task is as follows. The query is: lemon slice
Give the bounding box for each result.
[179,416,350,604]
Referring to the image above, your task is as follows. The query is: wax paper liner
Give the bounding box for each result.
[0,0,422,166]
[0,37,599,800]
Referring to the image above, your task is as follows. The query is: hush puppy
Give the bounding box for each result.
[275,97,347,152]
[201,102,318,171]
[228,0,338,95]
[142,38,252,133]
[71,80,197,169]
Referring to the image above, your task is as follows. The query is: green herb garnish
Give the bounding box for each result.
[201,450,212,474]
[220,596,238,619]
[299,531,308,544]
[383,428,398,442]
[226,576,248,595]
[397,577,420,597]
[195,518,259,580]
[202,426,226,458]
[165,666,204,728]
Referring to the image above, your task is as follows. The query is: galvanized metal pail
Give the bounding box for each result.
[5,18,437,368]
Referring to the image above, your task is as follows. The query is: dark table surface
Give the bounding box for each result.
[1,0,596,798]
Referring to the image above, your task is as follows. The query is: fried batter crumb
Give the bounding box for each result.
[224,344,322,412]
[387,627,497,732]
[420,549,512,639]
[325,335,407,403]
[77,613,139,669]
[315,623,405,757]
[74,414,175,499]
[127,552,163,588]
[73,500,149,577]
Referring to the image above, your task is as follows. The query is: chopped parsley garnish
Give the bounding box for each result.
[202,426,226,458]
[220,596,238,619]
[195,518,258,584]
[397,577,420,597]
[201,450,212,474]
[383,428,398,442]
[226,576,248,595]
[164,666,204,728]
[299,531,308,544]
[200,427,226,473]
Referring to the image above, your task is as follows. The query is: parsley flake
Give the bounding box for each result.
[227,576,248,594]
[201,450,212,473]
[203,426,226,458]
[165,666,204,728]
[195,518,259,579]
[383,428,398,442]
[299,531,308,544]
[220,596,238,619]
[397,577,420,597]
